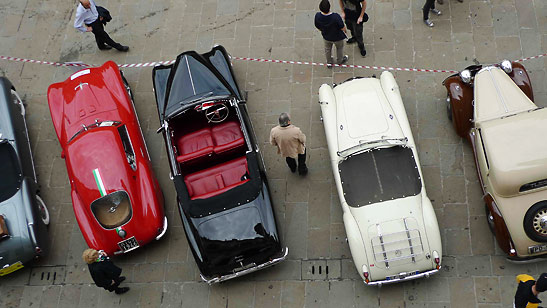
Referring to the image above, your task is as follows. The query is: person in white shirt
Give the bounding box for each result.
[74,0,128,51]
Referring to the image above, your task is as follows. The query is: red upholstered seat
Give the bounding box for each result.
[176,128,214,163]
[184,157,249,200]
[212,121,245,154]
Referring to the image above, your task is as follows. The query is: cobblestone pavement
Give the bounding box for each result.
[0,0,546,307]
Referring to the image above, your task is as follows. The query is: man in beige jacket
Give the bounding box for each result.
[270,113,308,175]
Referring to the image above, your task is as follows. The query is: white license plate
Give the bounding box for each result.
[528,244,547,254]
[118,236,139,252]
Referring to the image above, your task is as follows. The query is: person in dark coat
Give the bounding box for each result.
[83,248,129,294]
[314,0,348,67]
[514,273,547,308]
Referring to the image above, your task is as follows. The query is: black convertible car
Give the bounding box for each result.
[152,45,287,283]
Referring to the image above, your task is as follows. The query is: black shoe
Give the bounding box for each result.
[98,45,112,50]
[115,287,130,294]
[117,46,129,52]
[338,55,349,65]
[326,63,333,69]
[289,166,296,173]
[298,167,308,176]
[117,276,126,283]
[360,48,367,57]
[347,37,356,44]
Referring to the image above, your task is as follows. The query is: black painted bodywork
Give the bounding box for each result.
[152,46,284,281]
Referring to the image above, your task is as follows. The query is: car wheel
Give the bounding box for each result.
[36,195,50,226]
[485,204,495,234]
[446,94,452,122]
[524,201,547,242]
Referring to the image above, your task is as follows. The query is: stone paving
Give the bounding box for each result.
[0,0,546,307]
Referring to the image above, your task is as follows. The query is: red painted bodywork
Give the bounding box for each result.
[47,61,165,255]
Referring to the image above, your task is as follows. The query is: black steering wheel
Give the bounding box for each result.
[205,103,229,123]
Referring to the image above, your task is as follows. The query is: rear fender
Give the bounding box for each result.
[443,76,473,138]
[484,194,512,255]
[509,62,534,102]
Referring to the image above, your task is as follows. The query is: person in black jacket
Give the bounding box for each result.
[338,0,367,57]
[82,248,129,294]
[514,273,547,308]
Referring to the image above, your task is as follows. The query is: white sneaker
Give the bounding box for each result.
[431,8,442,15]
[424,19,434,27]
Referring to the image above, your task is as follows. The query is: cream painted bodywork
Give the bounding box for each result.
[472,66,547,258]
[318,72,442,284]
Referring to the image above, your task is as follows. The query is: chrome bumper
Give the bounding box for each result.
[200,247,289,284]
[155,216,168,240]
[365,267,440,286]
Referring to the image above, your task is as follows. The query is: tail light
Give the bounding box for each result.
[362,265,370,284]
[432,251,441,269]
[35,247,42,255]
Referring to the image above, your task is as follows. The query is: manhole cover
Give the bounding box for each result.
[29,266,65,285]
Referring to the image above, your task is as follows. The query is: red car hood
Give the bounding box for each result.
[47,62,128,145]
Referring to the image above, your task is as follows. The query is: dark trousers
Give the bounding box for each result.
[423,0,436,20]
[89,20,123,50]
[105,276,124,293]
[345,18,365,50]
[285,151,307,174]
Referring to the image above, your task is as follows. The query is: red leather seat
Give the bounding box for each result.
[184,157,249,200]
[176,128,214,164]
[212,121,245,154]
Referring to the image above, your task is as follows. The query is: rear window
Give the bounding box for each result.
[0,142,22,202]
[90,191,132,229]
[339,146,421,207]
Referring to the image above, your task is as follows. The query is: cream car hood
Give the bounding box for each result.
[333,77,405,153]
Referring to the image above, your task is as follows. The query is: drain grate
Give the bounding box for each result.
[302,260,328,280]
[29,266,65,285]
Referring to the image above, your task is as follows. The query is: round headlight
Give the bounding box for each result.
[459,70,472,84]
[500,60,512,74]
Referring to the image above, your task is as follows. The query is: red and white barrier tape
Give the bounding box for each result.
[1,53,545,73]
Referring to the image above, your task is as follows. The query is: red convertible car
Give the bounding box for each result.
[47,61,167,255]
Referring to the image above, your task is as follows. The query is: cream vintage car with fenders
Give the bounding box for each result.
[444,60,547,261]
[318,71,442,285]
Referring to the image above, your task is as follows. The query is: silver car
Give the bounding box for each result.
[0,77,49,276]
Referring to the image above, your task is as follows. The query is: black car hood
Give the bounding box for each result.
[190,191,280,277]
[152,45,243,121]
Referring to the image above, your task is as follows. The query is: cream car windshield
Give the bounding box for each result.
[338,145,421,207]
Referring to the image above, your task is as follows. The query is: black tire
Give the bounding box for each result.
[446,94,453,122]
[485,204,495,234]
[523,201,547,242]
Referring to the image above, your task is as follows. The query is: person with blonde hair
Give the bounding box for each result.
[82,248,129,294]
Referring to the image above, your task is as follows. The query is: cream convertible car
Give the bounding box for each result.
[319,72,442,285]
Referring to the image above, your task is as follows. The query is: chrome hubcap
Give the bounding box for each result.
[532,209,547,234]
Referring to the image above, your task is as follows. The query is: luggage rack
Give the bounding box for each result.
[371,218,424,268]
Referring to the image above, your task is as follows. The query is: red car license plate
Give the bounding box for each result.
[118,236,139,252]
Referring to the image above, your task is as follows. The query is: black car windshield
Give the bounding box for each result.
[339,145,421,207]
[0,142,23,202]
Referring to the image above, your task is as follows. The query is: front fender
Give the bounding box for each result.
[443,76,473,139]
[509,62,534,102]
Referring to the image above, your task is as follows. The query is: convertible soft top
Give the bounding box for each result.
[153,46,243,121]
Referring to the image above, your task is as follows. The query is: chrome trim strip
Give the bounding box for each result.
[365,267,440,286]
[200,247,289,284]
[155,216,168,240]
[486,68,509,113]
